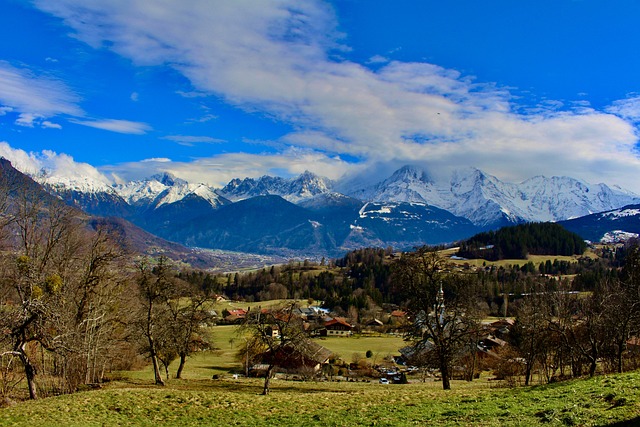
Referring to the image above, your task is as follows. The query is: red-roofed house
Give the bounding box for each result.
[323,317,353,336]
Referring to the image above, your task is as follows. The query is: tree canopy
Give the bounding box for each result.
[457,222,587,261]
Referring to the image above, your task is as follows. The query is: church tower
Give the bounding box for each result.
[437,282,445,324]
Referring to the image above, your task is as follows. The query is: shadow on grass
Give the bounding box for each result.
[603,417,640,427]
[268,384,354,395]
[200,365,235,372]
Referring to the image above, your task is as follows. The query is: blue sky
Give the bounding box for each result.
[2,0,640,191]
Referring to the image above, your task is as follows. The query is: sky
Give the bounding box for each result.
[2,0,640,191]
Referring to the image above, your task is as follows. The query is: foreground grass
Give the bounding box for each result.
[2,372,640,426]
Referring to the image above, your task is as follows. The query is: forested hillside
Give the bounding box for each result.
[456,222,587,261]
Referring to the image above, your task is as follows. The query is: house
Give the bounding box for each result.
[627,337,640,353]
[390,310,408,326]
[489,318,515,329]
[478,335,507,356]
[265,325,280,338]
[226,308,247,318]
[224,308,248,324]
[261,340,333,373]
[323,317,353,336]
[489,318,515,339]
[295,306,327,322]
[365,318,384,329]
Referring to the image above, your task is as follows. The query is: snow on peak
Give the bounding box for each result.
[115,174,224,208]
[219,171,334,203]
[343,165,640,227]
[388,165,433,184]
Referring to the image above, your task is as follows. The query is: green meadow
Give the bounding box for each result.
[2,325,640,426]
[2,371,639,426]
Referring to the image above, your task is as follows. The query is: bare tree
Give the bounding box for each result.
[0,186,79,399]
[239,303,308,395]
[134,256,176,386]
[59,222,129,388]
[0,164,132,399]
[511,290,551,385]
[165,285,215,379]
[392,247,481,390]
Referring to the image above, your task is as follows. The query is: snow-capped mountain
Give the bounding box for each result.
[344,165,640,228]
[12,153,640,257]
[115,172,228,209]
[41,173,131,218]
[560,204,640,243]
[219,170,335,203]
[343,201,478,250]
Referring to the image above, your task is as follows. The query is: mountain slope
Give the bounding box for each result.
[115,173,229,211]
[0,158,240,269]
[166,195,336,255]
[560,204,640,243]
[343,202,478,250]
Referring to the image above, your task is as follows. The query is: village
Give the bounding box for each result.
[212,299,519,386]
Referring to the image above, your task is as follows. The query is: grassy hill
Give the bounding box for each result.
[2,325,640,427]
[2,371,639,426]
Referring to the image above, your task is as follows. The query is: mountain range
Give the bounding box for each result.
[14,159,640,257]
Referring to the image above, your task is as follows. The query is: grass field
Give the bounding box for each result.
[2,371,640,426]
[315,334,405,364]
[3,325,640,426]
[442,247,592,270]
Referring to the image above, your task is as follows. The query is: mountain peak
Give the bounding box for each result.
[219,171,333,203]
[150,172,186,187]
[388,165,432,184]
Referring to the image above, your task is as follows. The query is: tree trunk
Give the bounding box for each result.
[262,365,275,395]
[588,358,597,377]
[17,347,38,400]
[524,363,532,386]
[468,348,477,382]
[616,344,624,374]
[146,301,164,386]
[176,353,186,379]
[439,354,451,390]
[148,336,165,386]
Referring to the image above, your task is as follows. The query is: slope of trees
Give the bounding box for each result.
[0,171,216,400]
[457,222,587,260]
[0,181,134,399]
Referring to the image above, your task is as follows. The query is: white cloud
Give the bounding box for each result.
[32,1,640,191]
[0,61,83,118]
[15,113,38,127]
[71,118,152,134]
[161,135,226,146]
[0,61,154,134]
[41,120,62,129]
[141,157,172,163]
[367,55,388,64]
[606,95,640,122]
[0,142,112,186]
[100,147,353,187]
[130,91,139,102]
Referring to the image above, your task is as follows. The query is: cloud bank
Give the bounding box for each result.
[25,0,640,191]
[0,142,112,187]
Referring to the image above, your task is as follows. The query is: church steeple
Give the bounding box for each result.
[437,282,445,324]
